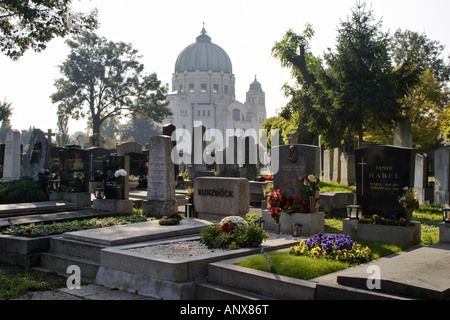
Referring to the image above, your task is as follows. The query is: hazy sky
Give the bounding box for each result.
[1,0,449,135]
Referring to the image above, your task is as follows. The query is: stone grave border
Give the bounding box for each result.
[95,235,299,300]
[342,218,421,248]
[261,210,325,236]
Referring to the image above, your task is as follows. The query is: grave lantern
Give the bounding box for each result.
[347,205,362,220]
[255,218,265,230]
[443,208,450,224]
[291,223,302,237]
[94,184,105,199]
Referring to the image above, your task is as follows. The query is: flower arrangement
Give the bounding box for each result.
[267,189,282,208]
[270,207,282,223]
[94,170,105,181]
[283,193,310,214]
[290,233,373,265]
[296,174,320,197]
[114,169,127,185]
[200,216,268,250]
[359,214,408,226]
[398,187,419,210]
[73,171,85,180]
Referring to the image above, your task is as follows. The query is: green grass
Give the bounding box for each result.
[319,181,355,193]
[0,272,57,300]
[236,240,403,280]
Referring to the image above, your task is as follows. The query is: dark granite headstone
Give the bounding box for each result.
[273,144,320,200]
[355,145,415,219]
[59,147,90,192]
[50,147,64,176]
[89,147,111,174]
[128,152,148,177]
[103,155,126,199]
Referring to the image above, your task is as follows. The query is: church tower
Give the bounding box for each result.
[246,76,267,127]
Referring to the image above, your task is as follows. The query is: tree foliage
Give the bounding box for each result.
[272,2,421,149]
[0,0,98,60]
[50,32,171,140]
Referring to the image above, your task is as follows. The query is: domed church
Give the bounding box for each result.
[164,26,267,143]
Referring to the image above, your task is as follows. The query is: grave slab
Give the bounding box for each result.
[63,218,211,246]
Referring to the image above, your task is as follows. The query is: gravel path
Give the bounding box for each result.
[127,240,228,259]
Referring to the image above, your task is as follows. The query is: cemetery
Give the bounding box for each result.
[0,1,449,303]
[0,123,449,301]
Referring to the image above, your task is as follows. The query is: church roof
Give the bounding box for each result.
[174,26,233,74]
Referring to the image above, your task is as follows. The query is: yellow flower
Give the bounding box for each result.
[312,250,319,257]
[400,218,406,223]
[373,214,379,220]
[308,175,316,182]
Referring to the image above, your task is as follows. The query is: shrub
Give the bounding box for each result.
[200,216,268,250]
[0,178,47,204]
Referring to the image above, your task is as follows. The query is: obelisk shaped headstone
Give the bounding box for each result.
[142,135,178,218]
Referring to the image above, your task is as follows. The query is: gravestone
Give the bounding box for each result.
[340,152,356,186]
[22,129,50,181]
[142,136,177,218]
[128,152,148,177]
[162,124,179,182]
[194,177,250,221]
[322,149,333,182]
[414,153,431,205]
[0,144,4,179]
[240,136,259,181]
[116,141,142,156]
[89,147,111,174]
[355,145,416,219]
[50,147,64,177]
[332,148,341,184]
[434,147,450,206]
[102,155,129,200]
[2,130,22,181]
[394,116,413,148]
[59,147,90,192]
[273,144,320,200]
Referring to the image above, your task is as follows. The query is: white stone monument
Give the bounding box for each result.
[2,129,21,181]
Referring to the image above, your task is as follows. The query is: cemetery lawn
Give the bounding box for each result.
[319,181,354,193]
[236,240,403,280]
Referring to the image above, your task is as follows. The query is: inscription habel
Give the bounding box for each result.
[368,166,399,180]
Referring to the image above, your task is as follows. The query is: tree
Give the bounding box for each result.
[0,0,97,60]
[272,2,419,148]
[0,99,12,143]
[50,32,171,146]
[120,115,160,146]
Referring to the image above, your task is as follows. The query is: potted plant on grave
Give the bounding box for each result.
[267,188,282,233]
[398,187,419,223]
[111,168,127,199]
[73,171,85,192]
[296,175,320,212]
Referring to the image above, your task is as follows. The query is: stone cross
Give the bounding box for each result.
[46,129,56,146]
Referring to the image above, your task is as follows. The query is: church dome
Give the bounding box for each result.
[175,27,233,74]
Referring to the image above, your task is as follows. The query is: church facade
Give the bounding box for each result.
[164,27,267,143]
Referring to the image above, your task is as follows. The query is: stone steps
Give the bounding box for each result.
[38,235,107,281]
[196,281,273,300]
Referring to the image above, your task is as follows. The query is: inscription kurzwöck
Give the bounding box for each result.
[197,189,234,198]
